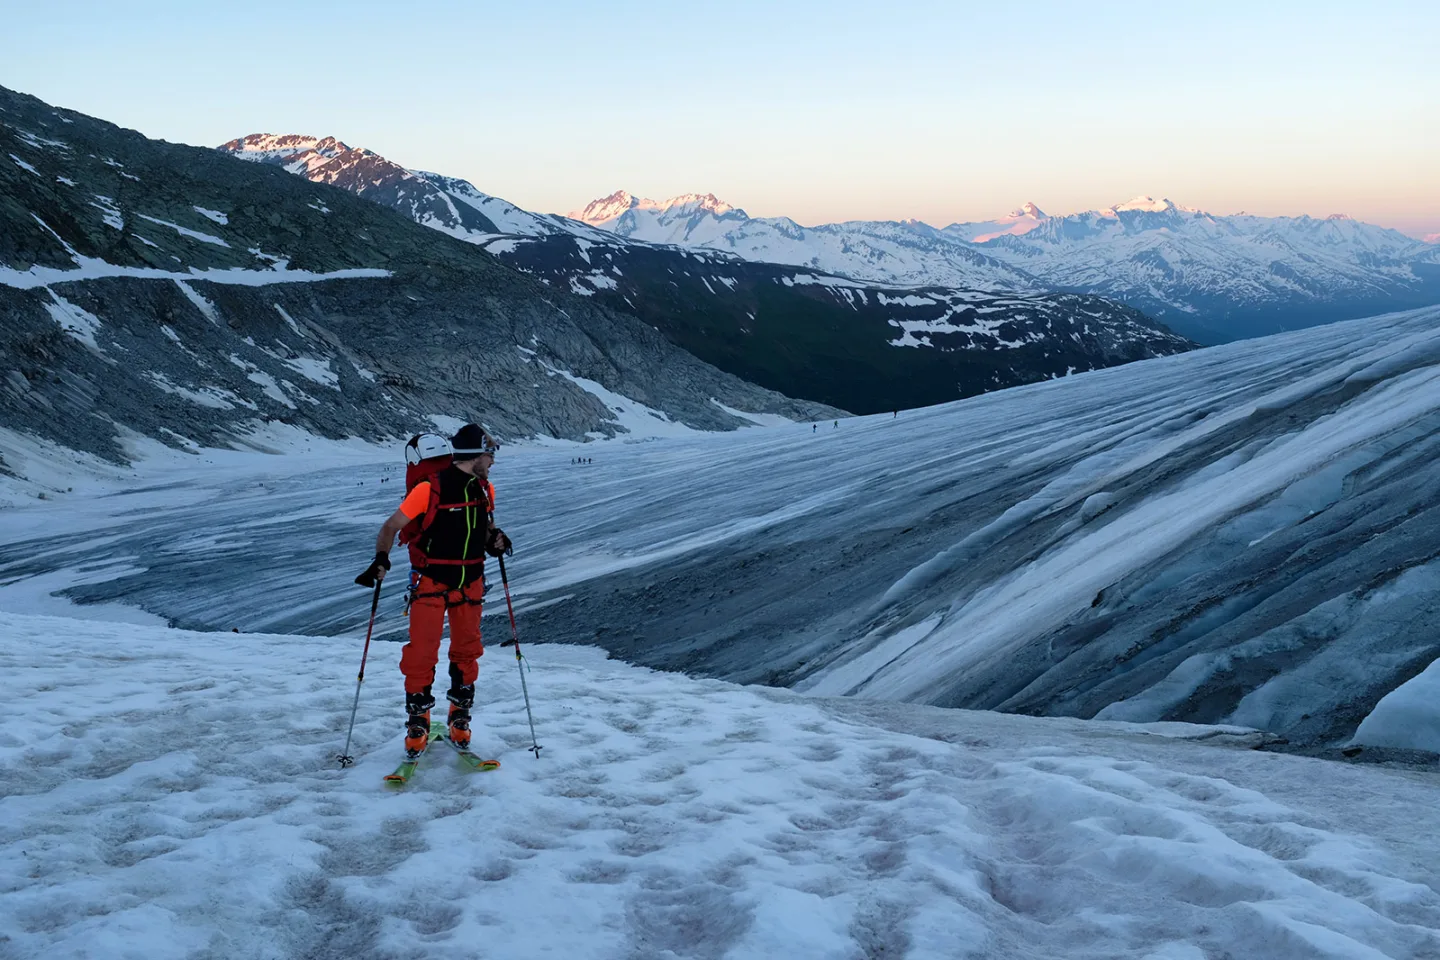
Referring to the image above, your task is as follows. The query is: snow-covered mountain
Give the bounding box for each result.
[217,136,1193,414]
[942,201,1049,242]
[568,189,747,239]
[565,192,1037,293]
[219,133,602,243]
[576,191,1440,343]
[216,133,1440,345]
[568,189,739,231]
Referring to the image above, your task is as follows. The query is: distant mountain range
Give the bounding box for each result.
[220,135,1194,413]
[568,192,1440,343]
[217,131,1440,343]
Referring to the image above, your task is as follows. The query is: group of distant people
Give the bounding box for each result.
[571,457,593,465]
[811,411,898,433]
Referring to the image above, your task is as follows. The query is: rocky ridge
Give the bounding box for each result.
[0,87,839,474]
[494,233,1193,413]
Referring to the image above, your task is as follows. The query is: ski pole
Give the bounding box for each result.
[337,581,381,767]
[498,556,542,758]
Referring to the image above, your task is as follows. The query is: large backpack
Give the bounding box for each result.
[398,434,452,568]
[396,434,496,568]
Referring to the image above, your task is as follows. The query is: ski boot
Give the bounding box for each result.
[404,688,435,759]
[447,665,475,750]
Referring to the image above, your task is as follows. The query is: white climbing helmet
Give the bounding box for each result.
[404,433,452,465]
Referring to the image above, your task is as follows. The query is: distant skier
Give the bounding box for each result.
[356,424,512,760]
[812,424,817,433]
[833,420,838,429]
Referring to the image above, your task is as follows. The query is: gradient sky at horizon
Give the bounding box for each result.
[5,0,1438,235]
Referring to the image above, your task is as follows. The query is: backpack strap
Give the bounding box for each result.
[402,475,493,570]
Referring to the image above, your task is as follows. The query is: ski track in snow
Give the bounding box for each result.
[2,614,1438,960]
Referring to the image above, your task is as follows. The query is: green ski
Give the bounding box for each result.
[382,721,447,787]
[435,733,501,772]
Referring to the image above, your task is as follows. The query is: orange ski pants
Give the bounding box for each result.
[400,575,484,694]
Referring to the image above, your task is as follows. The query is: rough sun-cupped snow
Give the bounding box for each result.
[3,613,1438,959]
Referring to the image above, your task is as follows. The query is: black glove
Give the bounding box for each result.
[486,527,513,558]
[355,551,391,587]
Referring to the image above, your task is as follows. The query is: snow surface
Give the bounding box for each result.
[0,260,391,290]
[245,370,294,408]
[90,195,124,230]
[1352,650,1440,753]
[145,372,249,411]
[191,205,229,225]
[174,279,219,323]
[2,613,1437,959]
[42,290,105,350]
[280,356,339,388]
[528,357,705,440]
[709,399,799,428]
[9,153,39,176]
[136,214,230,247]
[485,237,523,256]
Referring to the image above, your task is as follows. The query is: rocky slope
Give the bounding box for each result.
[220,137,1196,414]
[219,133,596,242]
[494,233,1192,413]
[0,87,837,472]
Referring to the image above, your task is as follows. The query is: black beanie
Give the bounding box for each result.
[451,423,495,456]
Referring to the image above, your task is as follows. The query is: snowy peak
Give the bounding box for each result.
[217,133,579,240]
[1110,196,1177,214]
[217,133,379,180]
[943,201,1049,242]
[1425,233,1440,244]
[658,192,737,217]
[218,133,351,166]
[568,190,642,226]
[569,190,743,227]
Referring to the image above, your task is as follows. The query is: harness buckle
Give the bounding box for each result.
[403,569,420,617]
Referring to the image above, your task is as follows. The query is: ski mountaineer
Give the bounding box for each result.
[356,424,513,761]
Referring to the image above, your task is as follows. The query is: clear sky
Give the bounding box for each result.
[5,0,1438,236]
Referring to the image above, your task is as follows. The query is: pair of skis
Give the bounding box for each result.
[384,721,500,786]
